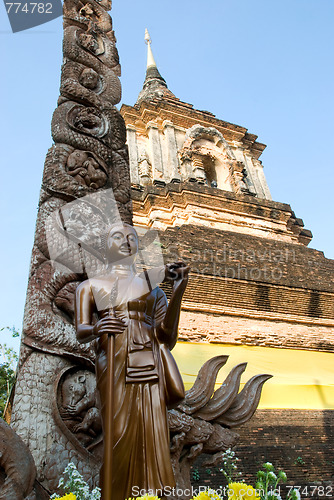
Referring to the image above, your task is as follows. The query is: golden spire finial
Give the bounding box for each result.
[144,28,157,69]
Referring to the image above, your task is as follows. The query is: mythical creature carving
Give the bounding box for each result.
[168,356,272,498]
[11,0,132,490]
[66,149,108,189]
[58,369,102,450]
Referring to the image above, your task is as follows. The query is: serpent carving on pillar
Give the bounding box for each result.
[11,0,132,491]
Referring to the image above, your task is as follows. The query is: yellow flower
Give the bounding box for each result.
[192,493,212,500]
[54,494,76,500]
[125,496,160,500]
[228,483,260,500]
[192,491,221,500]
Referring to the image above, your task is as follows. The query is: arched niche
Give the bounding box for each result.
[180,125,237,191]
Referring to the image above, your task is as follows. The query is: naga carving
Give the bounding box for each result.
[11,0,132,491]
[169,356,272,498]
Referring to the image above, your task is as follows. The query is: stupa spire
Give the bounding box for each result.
[136,29,177,105]
[145,28,157,68]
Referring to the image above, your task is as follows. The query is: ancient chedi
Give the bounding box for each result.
[11,0,132,490]
[120,33,334,484]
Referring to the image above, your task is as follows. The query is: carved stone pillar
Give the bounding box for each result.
[243,152,264,197]
[230,160,249,195]
[147,121,164,179]
[253,159,272,200]
[163,120,181,183]
[192,153,207,184]
[232,145,256,195]
[126,124,140,187]
[138,155,152,186]
[11,0,132,491]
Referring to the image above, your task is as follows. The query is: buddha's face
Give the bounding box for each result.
[105,224,138,264]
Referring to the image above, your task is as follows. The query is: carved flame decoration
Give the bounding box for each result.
[168,355,272,499]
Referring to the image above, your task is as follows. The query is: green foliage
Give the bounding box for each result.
[192,468,200,482]
[0,326,19,416]
[220,451,301,500]
[255,462,302,500]
[293,456,305,466]
[255,462,288,499]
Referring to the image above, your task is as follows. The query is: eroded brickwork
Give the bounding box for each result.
[192,411,334,499]
[177,311,334,351]
[157,223,334,354]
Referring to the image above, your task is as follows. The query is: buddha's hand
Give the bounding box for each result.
[93,315,126,338]
[165,261,190,283]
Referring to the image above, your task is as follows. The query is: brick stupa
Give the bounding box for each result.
[120,31,334,487]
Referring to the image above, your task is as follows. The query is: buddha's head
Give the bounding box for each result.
[105,223,139,266]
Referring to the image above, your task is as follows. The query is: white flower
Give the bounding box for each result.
[91,488,101,500]
[52,462,101,500]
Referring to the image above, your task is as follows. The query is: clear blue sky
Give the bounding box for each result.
[1,0,333,352]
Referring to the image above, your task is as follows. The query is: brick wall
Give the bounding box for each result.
[159,225,334,293]
[191,410,334,499]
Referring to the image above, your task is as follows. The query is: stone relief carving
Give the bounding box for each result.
[79,67,103,92]
[230,160,250,195]
[11,0,132,490]
[57,369,102,452]
[169,356,271,499]
[77,30,105,56]
[138,153,153,186]
[66,150,108,189]
[67,106,108,138]
[180,125,253,194]
[136,142,152,186]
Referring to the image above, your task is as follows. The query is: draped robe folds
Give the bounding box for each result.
[93,278,184,500]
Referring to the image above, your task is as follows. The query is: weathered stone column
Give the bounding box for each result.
[192,153,207,183]
[253,159,272,200]
[243,152,265,198]
[11,0,132,491]
[163,120,181,183]
[232,145,256,195]
[147,120,164,179]
[126,124,140,186]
